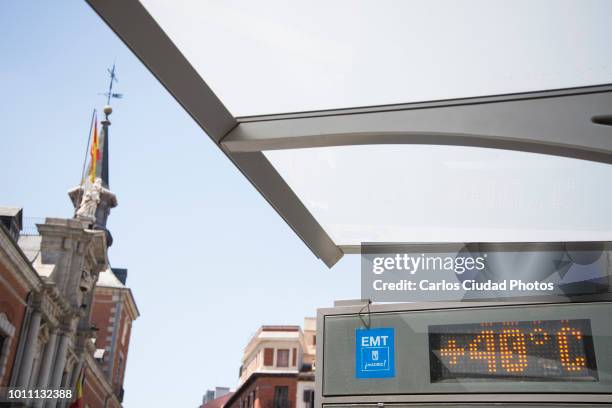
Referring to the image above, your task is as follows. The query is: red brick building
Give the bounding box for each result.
[0,207,39,389]
[225,319,316,408]
[90,269,138,400]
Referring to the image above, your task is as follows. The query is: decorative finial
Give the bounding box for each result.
[100,62,123,106]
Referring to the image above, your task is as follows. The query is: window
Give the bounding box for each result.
[312,335,316,345]
[276,349,289,367]
[263,348,274,366]
[116,354,124,384]
[0,336,5,360]
[247,391,255,408]
[0,313,16,383]
[273,386,288,408]
[0,334,7,382]
[291,348,297,366]
[303,390,315,408]
[121,320,130,346]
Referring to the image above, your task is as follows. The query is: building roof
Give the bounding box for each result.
[17,234,42,263]
[200,392,233,408]
[0,222,43,291]
[16,234,56,278]
[96,268,125,288]
[261,325,299,332]
[0,207,23,238]
[0,206,22,218]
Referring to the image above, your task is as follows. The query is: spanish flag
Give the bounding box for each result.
[69,370,85,408]
[89,115,100,183]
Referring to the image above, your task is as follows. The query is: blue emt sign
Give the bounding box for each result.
[355,327,395,379]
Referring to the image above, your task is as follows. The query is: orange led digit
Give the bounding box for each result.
[467,330,497,372]
[557,326,587,372]
[499,328,527,372]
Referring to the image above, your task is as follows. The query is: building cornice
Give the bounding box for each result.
[94,286,140,319]
[36,218,92,239]
[122,288,139,319]
[243,329,303,361]
[32,281,75,327]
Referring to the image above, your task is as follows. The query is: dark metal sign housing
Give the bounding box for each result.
[315,296,612,407]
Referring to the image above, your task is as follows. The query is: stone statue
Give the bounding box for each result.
[80,267,94,293]
[68,176,117,246]
[76,178,103,219]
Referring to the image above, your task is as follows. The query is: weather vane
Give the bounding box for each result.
[100,62,123,105]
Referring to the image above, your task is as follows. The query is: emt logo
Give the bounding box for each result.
[355,328,395,379]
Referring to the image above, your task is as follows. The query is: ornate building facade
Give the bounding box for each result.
[0,104,138,408]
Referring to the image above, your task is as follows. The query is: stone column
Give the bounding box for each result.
[45,333,69,408]
[16,310,42,388]
[33,330,58,408]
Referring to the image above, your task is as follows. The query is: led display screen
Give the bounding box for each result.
[429,319,598,382]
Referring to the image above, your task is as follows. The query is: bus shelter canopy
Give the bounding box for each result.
[87,0,612,266]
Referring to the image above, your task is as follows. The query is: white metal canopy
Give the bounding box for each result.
[139,0,611,116]
[86,0,612,267]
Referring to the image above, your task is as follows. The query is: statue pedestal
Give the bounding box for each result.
[75,215,95,228]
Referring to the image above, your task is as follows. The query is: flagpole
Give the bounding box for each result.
[74,109,97,218]
[80,109,97,187]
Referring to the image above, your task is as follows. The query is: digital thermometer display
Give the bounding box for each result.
[429,319,598,382]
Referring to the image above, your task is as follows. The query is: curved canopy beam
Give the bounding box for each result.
[223,86,612,164]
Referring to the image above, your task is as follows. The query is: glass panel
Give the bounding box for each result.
[264,145,612,246]
[140,0,612,116]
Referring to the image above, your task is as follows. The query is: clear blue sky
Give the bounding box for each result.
[0,2,359,406]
